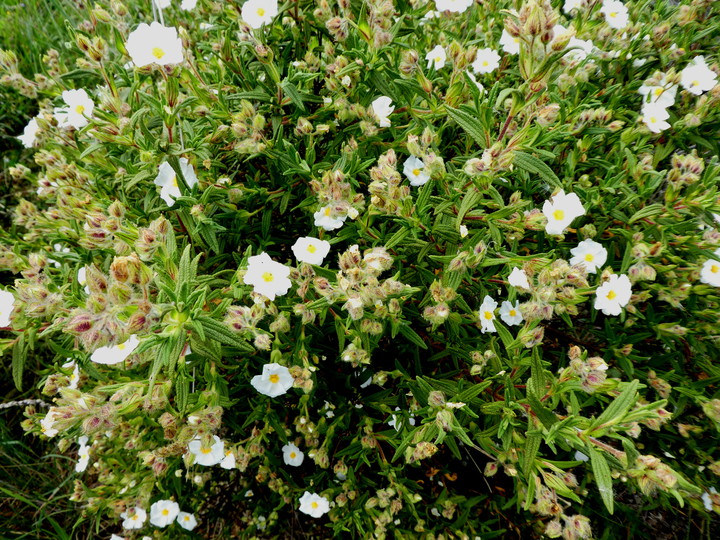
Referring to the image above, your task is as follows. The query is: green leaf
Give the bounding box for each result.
[588,379,639,433]
[588,447,614,514]
[194,314,255,352]
[445,105,486,148]
[530,348,545,399]
[397,322,428,350]
[523,431,542,476]
[280,79,306,112]
[12,333,25,391]
[527,392,558,429]
[513,151,563,189]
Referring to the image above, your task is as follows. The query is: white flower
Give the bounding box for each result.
[40,409,58,438]
[574,450,589,461]
[154,0,171,8]
[282,443,305,466]
[78,267,90,295]
[680,56,718,96]
[600,0,629,29]
[500,30,520,55]
[563,0,584,13]
[641,102,671,134]
[251,362,294,397]
[292,237,331,265]
[478,295,498,333]
[110,535,125,540]
[154,158,199,206]
[371,96,394,128]
[75,436,91,473]
[18,117,40,148]
[508,268,531,290]
[314,205,347,231]
[459,225,468,238]
[125,22,184,67]
[403,156,430,187]
[566,37,595,61]
[542,190,586,235]
[434,0,473,13]
[472,48,501,74]
[177,512,198,531]
[241,0,279,29]
[149,500,180,527]
[425,45,447,70]
[499,301,523,326]
[188,435,225,466]
[220,450,236,469]
[63,359,81,390]
[90,335,140,365]
[298,491,330,518]
[243,252,292,300]
[638,78,677,108]
[700,249,720,286]
[121,507,147,530]
[594,274,632,316]
[54,89,94,130]
[465,71,484,92]
[569,239,608,274]
[0,289,15,327]
[180,0,198,9]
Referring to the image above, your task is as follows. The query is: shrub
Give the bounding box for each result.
[1,0,720,538]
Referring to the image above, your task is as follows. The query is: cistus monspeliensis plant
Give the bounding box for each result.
[2,0,720,538]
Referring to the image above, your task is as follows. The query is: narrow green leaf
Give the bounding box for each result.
[445,106,486,148]
[588,379,639,432]
[12,333,25,391]
[513,151,563,189]
[588,447,614,514]
[523,432,542,476]
[530,348,545,399]
[397,322,428,350]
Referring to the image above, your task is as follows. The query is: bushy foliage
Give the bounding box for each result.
[2,0,720,538]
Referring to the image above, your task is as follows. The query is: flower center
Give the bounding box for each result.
[509,309,516,317]
[170,174,178,188]
[184,516,190,521]
[692,80,700,87]
[117,342,126,350]
[257,7,265,16]
[290,452,297,459]
[435,56,442,62]
[75,105,85,114]
[606,290,617,300]
[324,207,332,216]
[412,168,421,176]
[152,47,166,59]
[654,87,664,96]
[311,501,319,509]
[711,264,719,273]
[609,11,617,17]
[162,509,169,516]
[200,446,212,454]
[307,244,317,254]
[553,209,565,221]
[132,515,139,521]
[649,116,657,123]
[584,254,594,262]
[483,311,493,320]
[262,272,274,282]
[269,374,280,384]
[482,60,489,66]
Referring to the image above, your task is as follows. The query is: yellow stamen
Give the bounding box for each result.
[692,80,700,87]
[509,310,517,317]
[170,174,178,188]
[324,207,331,216]
[257,7,265,16]
[290,452,297,459]
[483,311,493,320]
[584,254,594,262]
[482,60,489,66]
[152,47,165,59]
[311,501,319,509]
[412,168,421,176]
[162,509,169,516]
[711,264,719,273]
[654,88,664,96]
[606,290,617,300]
[269,374,280,384]
[201,447,212,454]
[117,342,126,350]
[262,272,274,282]
[307,244,317,254]
[75,105,85,114]
[553,209,565,221]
